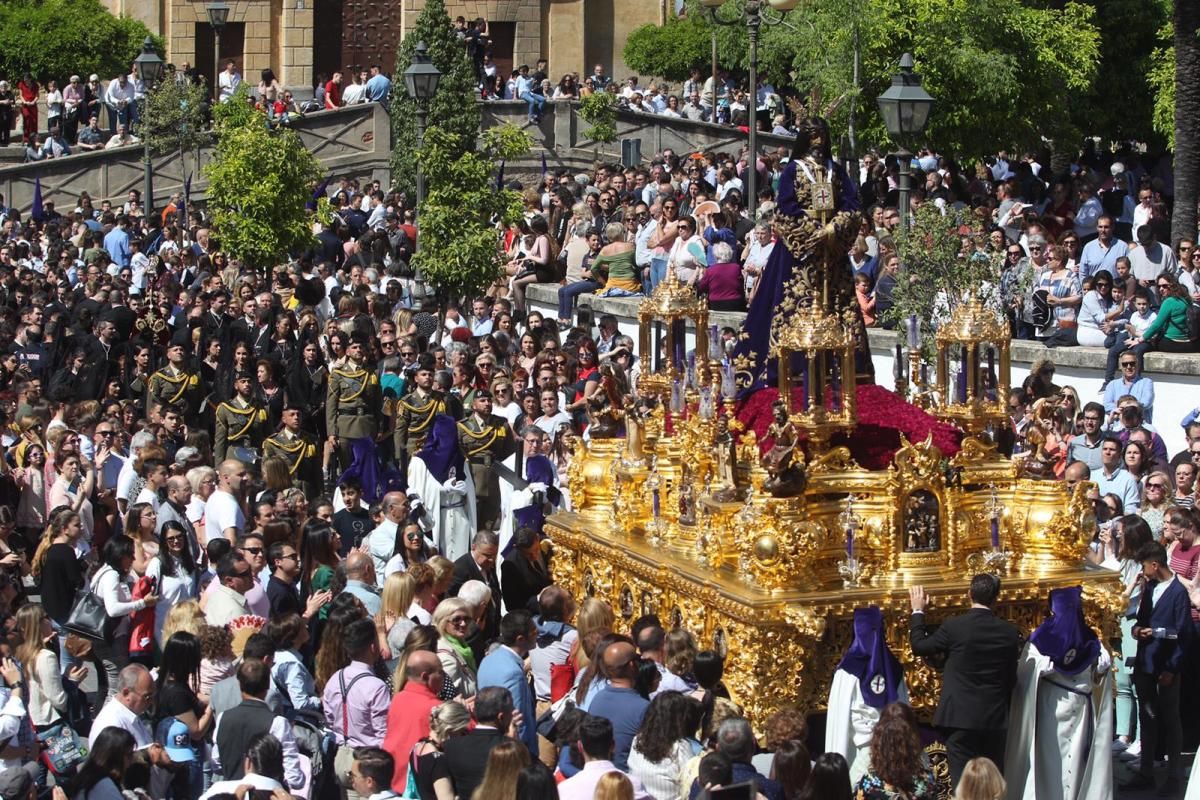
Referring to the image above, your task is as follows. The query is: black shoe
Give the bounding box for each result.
[1120,773,1155,791]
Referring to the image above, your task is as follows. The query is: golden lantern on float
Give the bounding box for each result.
[772,300,858,456]
[932,299,1011,437]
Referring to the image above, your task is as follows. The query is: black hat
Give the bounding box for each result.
[349,331,371,348]
[168,327,191,348]
[474,388,492,400]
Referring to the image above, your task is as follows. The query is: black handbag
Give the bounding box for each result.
[63,585,110,642]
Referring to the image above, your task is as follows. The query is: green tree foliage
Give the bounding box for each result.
[0,0,160,84]
[887,204,999,360]
[631,0,1099,157]
[204,97,322,269]
[140,72,211,155]
[390,0,481,200]
[413,124,532,302]
[578,92,618,145]
[624,16,711,82]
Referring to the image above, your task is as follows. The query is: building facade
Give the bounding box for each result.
[104,0,668,93]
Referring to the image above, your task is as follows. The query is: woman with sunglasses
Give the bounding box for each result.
[1123,272,1193,363]
[1140,470,1176,539]
[1075,269,1116,347]
[147,520,199,646]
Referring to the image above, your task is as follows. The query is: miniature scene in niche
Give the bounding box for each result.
[903,489,941,553]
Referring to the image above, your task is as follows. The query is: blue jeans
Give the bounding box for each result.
[523,91,546,119]
[647,256,668,293]
[558,279,601,320]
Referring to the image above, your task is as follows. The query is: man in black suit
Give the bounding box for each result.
[449,530,502,631]
[1123,541,1192,794]
[441,686,514,799]
[909,573,1022,788]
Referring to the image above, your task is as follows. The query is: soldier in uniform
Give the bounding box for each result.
[263,402,322,496]
[326,332,382,472]
[393,354,447,469]
[214,371,269,463]
[146,328,204,417]
[458,389,515,530]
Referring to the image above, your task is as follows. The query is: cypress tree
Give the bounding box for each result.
[390,0,481,200]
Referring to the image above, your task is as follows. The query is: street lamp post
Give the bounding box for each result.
[700,0,799,218]
[404,41,442,233]
[133,37,164,215]
[875,53,934,233]
[206,3,230,102]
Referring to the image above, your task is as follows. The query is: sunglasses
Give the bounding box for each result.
[240,547,264,556]
[1121,362,1137,368]
[1147,483,1166,490]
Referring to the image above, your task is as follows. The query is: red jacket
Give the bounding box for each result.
[382,682,442,790]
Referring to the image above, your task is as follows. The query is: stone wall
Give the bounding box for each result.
[525,283,1200,457]
[0,103,389,213]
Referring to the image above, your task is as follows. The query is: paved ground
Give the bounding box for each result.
[1114,751,1193,798]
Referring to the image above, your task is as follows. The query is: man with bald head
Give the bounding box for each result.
[381,650,445,790]
[205,459,248,543]
[365,491,410,584]
[157,474,201,560]
[342,551,381,615]
[588,638,650,771]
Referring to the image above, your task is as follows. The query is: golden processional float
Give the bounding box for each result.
[546,272,1123,725]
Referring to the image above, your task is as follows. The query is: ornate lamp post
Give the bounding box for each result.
[875,53,933,232]
[404,41,442,230]
[206,3,230,101]
[698,0,799,218]
[133,37,164,215]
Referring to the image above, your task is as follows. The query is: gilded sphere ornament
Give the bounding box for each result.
[754,534,780,563]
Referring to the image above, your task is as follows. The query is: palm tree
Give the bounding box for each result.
[1171,0,1200,247]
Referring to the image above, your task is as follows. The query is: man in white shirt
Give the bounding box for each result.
[557,715,651,800]
[89,665,172,772]
[117,430,156,516]
[341,69,368,105]
[218,61,241,103]
[366,492,409,582]
[103,75,136,135]
[205,459,248,543]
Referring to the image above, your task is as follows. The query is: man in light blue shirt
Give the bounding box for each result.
[1103,359,1154,422]
[342,551,382,615]
[1079,216,1129,280]
[1067,402,1106,471]
[365,65,391,103]
[102,215,131,266]
[1090,436,1141,513]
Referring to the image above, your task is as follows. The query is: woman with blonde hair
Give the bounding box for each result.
[434,598,477,701]
[471,739,530,800]
[1140,470,1175,538]
[428,555,454,597]
[572,597,615,670]
[378,570,416,661]
[407,562,439,625]
[593,771,635,800]
[17,604,87,730]
[185,465,217,529]
[160,600,207,645]
[261,456,293,496]
[410,701,471,800]
[953,757,1005,800]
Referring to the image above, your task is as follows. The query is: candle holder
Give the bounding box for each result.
[645,467,665,546]
[837,556,865,588]
[932,300,1011,435]
[967,484,1012,575]
[837,495,864,588]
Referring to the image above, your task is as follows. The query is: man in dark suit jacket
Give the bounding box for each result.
[1123,541,1192,793]
[441,686,513,800]
[909,573,1022,788]
[448,530,502,637]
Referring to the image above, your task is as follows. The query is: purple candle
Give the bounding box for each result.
[907,314,919,350]
[652,487,661,518]
[957,349,968,403]
[831,358,842,412]
[990,515,1000,549]
[895,344,903,379]
[673,319,686,371]
[846,524,855,560]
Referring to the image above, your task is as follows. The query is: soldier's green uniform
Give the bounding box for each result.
[263,427,322,496]
[457,407,515,528]
[214,396,269,463]
[394,387,446,465]
[326,360,382,470]
[146,363,203,417]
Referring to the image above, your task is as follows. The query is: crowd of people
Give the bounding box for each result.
[0,29,1199,800]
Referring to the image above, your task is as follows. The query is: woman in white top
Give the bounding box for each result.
[47,451,96,544]
[123,501,159,576]
[17,604,87,729]
[146,521,198,646]
[628,691,702,800]
[667,217,707,286]
[92,534,158,700]
[406,562,439,626]
[185,465,217,529]
[45,79,63,131]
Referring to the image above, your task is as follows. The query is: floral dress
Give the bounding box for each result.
[854,765,939,800]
